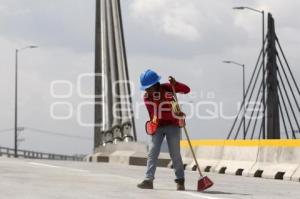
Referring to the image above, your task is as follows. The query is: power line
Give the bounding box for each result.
[0,127,93,140]
[24,127,93,140]
[0,128,13,133]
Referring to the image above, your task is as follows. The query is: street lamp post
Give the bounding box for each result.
[233,6,266,139]
[223,61,246,139]
[14,45,38,157]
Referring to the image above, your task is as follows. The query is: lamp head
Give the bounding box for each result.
[233,6,245,10]
[222,61,232,64]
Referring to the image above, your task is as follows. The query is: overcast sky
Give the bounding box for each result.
[0,0,299,155]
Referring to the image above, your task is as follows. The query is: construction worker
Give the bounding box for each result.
[137,69,190,191]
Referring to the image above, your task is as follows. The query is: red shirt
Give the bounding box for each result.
[144,81,190,126]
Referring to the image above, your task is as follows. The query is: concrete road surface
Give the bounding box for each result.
[0,157,299,199]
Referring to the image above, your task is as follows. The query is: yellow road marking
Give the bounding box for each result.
[180,139,300,148]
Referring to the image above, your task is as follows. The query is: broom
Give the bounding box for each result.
[170,80,214,192]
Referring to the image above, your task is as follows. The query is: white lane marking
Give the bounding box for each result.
[27,164,139,185]
[28,162,89,173]
[29,162,61,168]
[27,163,233,199]
[182,192,231,199]
[79,171,139,183]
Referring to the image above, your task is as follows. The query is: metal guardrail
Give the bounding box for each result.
[0,146,85,161]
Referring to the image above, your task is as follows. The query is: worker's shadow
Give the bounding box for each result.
[190,190,251,196]
[156,189,251,196]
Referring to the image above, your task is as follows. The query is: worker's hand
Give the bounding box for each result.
[168,76,176,86]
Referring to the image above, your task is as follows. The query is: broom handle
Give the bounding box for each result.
[182,126,203,177]
[170,83,204,177]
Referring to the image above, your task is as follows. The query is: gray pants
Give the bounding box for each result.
[145,125,185,181]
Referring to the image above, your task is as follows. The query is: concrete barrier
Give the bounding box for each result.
[180,139,300,180]
[129,152,171,167]
[280,147,300,181]
[291,165,300,182]
[90,142,171,167]
[171,148,193,169]
[214,146,258,176]
[89,139,300,182]
[186,146,224,172]
[85,154,93,162]
[249,146,300,180]
[109,150,136,164]
[91,152,109,163]
[180,140,224,172]
[128,151,147,166]
[90,142,148,163]
[94,142,147,154]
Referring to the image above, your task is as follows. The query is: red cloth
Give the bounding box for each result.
[144,81,190,126]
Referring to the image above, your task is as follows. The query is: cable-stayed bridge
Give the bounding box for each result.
[1,1,300,198]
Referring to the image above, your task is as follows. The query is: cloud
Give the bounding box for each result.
[124,0,248,58]
[0,0,94,53]
[130,0,201,41]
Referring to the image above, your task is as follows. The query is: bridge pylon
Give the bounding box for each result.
[94,0,137,149]
[227,13,300,140]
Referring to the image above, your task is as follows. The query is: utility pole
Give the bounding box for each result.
[14,45,38,157]
[223,61,246,139]
[14,49,18,157]
[233,6,266,139]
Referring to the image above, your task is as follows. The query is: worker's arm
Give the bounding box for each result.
[163,81,190,94]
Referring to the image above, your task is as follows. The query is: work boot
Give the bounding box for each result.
[175,178,185,191]
[137,180,153,189]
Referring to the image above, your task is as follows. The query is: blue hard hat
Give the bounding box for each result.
[140,69,161,90]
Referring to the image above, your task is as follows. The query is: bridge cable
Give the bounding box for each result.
[227,61,263,139]
[250,92,268,139]
[249,96,263,139]
[234,81,263,139]
[277,69,300,135]
[226,46,264,139]
[276,54,300,112]
[278,99,289,139]
[258,121,263,139]
[277,85,297,139]
[276,37,300,96]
